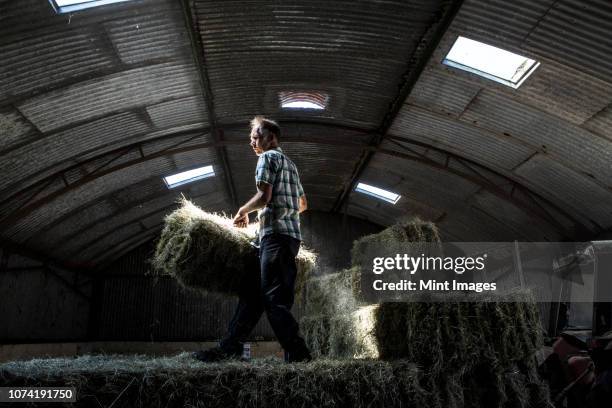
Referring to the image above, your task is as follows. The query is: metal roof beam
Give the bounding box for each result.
[179,0,238,210]
[1,132,590,239]
[332,0,465,213]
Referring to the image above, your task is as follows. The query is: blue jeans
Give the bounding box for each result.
[220,233,308,354]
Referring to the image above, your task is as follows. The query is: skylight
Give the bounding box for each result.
[443,36,540,88]
[279,91,328,110]
[355,182,401,204]
[163,166,215,189]
[49,0,133,13]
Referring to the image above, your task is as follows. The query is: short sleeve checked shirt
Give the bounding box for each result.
[255,147,304,241]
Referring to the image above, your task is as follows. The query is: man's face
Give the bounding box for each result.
[249,127,273,155]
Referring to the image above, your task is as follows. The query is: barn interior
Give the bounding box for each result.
[1,0,612,407]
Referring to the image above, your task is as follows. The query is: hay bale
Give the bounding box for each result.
[0,353,551,408]
[300,315,358,358]
[351,217,441,267]
[0,354,425,408]
[300,269,363,357]
[302,268,359,315]
[351,292,542,370]
[152,198,316,296]
[351,218,442,301]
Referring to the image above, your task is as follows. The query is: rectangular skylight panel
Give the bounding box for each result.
[164,165,214,189]
[355,182,401,204]
[51,0,133,13]
[443,36,540,88]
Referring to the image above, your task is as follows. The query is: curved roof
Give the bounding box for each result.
[1,0,611,269]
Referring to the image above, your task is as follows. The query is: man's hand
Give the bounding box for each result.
[232,183,272,228]
[299,195,308,213]
[233,209,249,228]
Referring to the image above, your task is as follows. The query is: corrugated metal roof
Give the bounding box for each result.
[2,0,612,268]
[470,190,561,241]
[0,28,115,101]
[406,69,481,117]
[146,96,209,129]
[583,105,612,141]
[5,156,176,242]
[27,200,117,249]
[105,9,192,64]
[0,108,37,151]
[0,112,151,191]
[461,90,612,187]
[522,0,612,84]
[514,154,612,229]
[388,105,535,171]
[194,0,448,128]
[17,62,200,132]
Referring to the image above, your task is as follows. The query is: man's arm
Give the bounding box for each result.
[232,182,272,227]
[299,194,307,213]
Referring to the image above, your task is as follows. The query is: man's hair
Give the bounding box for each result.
[251,116,281,140]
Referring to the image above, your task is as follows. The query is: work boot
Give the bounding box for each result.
[192,346,242,362]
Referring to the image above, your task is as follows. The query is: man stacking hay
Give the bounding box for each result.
[193,116,312,363]
[152,199,315,296]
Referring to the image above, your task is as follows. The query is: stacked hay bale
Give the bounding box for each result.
[0,354,427,408]
[300,218,552,407]
[152,198,316,296]
[352,292,542,366]
[300,217,441,358]
[300,268,361,358]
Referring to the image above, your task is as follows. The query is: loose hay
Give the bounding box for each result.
[0,353,551,408]
[152,198,317,296]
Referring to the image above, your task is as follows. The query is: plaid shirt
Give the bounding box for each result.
[255,147,304,241]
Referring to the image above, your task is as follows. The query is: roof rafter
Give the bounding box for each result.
[332,0,465,212]
[179,0,238,210]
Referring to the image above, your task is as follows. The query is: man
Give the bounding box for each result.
[193,116,311,363]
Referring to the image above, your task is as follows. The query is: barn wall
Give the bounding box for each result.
[0,249,91,342]
[92,211,382,341]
